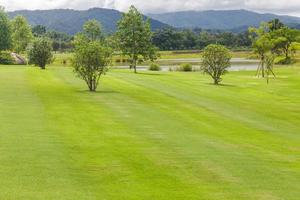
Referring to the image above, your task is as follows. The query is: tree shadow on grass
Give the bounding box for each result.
[136,72,165,76]
[205,83,237,87]
[76,90,120,94]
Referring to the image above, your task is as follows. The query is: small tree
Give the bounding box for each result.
[72,41,112,92]
[11,15,33,53]
[116,5,158,73]
[73,20,112,92]
[201,44,231,85]
[27,37,53,69]
[249,23,275,78]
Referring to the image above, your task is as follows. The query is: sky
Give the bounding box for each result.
[1,0,300,17]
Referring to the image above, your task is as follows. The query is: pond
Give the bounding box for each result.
[114,58,260,71]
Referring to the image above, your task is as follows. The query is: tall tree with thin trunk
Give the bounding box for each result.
[0,7,12,51]
[11,15,33,53]
[116,5,158,73]
[249,23,275,78]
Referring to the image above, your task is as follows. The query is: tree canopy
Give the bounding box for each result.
[201,44,231,85]
[0,8,12,51]
[116,5,158,73]
[11,15,33,53]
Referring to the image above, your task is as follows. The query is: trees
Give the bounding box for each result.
[152,28,184,50]
[116,5,158,73]
[27,37,53,69]
[46,30,73,52]
[201,44,231,85]
[271,27,300,63]
[32,25,47,37]
[11,15,33,53]
[73,41,112,92]
[83,20,103,41]
[0,8,12,51]
[72,20,112,92]
[268,19,285,31]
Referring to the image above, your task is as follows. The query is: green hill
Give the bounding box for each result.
[8,8,169,35]
[149,9,300,30]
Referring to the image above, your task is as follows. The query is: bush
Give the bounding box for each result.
[27,37,53,69]
[274,56,294,65]
[0,51,14,65]
[148,63,161,71]
[179,63,193,72]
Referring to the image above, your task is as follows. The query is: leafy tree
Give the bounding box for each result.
[32,25,47,37]
[0,7,12,51]
[116,5,158,73]
[45,30,73,52]
[11,15,33,53]
[72,40,112,92]
[268,19,285,31]
[201,44,231,85]
[271,27,300,63]
[27,37,53,69]
[152,28,184,50]
[83,20,103,41]
[72,21,113,92]
[249,23,275,77]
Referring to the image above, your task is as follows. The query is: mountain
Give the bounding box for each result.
[148,10,300,30]
[8,8,169,35]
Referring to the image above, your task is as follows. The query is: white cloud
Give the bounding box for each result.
[1,0,300,16]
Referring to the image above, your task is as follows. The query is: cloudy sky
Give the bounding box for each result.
[1,0,300,16]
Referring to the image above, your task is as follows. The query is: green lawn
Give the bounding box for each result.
[0,65,299,199]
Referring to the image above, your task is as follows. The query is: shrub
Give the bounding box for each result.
[27,37,53,69]
[179,63,193,72]
[148,63,161,71]
[0,51,14,65]
[274,56,294,65]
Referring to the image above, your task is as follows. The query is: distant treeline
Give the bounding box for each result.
[152,28,252,50]
[32,25,253,52]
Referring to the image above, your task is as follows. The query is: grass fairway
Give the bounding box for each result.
[0,65,299,200]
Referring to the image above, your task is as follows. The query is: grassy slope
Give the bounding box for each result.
[0,66,299,199]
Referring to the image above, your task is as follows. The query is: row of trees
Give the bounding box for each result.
[71,6,233,90]
[1,5,300,91]
[152,28,252,50]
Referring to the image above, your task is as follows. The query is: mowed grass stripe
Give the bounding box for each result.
[26,68,223,199]
[52,67,299,199]
[0,67,96,200]
[101,70,299,199]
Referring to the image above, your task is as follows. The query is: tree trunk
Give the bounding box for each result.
[261,56,265,78]
[214,78,219,85]
[133,58,137,73]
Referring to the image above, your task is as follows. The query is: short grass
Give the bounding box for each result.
[0,65,299,199]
